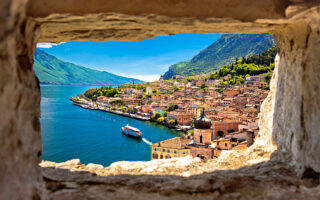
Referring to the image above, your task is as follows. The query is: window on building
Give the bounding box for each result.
[153,153,158,159]
[160,155,163,159]
[200,135,203,143]
[165,155,171,159]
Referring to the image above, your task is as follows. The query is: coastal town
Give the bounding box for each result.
[71,71,271,160]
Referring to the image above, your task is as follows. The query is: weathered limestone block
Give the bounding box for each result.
[39,148,273,177]
[254,54,280,154]
[42,161,320,200]
[272,6,320,176]
[27,0,289,20]
[0,0,45,199]
[26,0,292,43]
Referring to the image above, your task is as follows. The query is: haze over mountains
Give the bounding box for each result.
[34,49,143,85]
[163,34,275,79]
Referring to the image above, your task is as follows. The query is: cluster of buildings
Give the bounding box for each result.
[151,109,256,160]
[94,73,270,159]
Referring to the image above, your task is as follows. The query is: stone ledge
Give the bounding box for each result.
[40,143,274,177]
[42,160,320,200]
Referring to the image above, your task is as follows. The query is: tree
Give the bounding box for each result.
[169,119,177,125]
[187,129,194,136]
[173,86,181,91]
[158,117,165,122]
[200,83,207,90]
[110,99,124,106]
[155,113,161,119]
[241,56,246,64]
[265,74,272,83]
[167,104,178,112]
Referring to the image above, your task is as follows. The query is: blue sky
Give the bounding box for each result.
[37,33,221,81]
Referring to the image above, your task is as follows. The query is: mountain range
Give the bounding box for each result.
[33,49,143,85]
[163,34,275,79]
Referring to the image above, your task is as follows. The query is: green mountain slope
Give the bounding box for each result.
[210,46,277,93]
[33,49,143,85]
[163,34,275,79]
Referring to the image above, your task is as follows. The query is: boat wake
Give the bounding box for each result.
[142,138,152,145]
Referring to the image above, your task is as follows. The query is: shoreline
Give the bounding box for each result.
[70,97,185,133]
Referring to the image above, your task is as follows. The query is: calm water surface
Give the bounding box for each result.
[40,85,179,166]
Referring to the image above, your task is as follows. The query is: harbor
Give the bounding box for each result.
[70,97,189,133]
[71,98,150,121]
[41,85,179,166]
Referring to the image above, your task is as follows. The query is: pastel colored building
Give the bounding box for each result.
[212,120,240,137]
[150,137,191,160]
[167,111,193,125]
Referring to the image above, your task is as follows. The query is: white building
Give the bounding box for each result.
[146,87,152,95]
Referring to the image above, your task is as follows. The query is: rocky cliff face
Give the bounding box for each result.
[0,0,320,199]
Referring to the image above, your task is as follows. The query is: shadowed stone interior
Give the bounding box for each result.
[0,0,319,199]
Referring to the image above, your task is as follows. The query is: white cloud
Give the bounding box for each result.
[36,42,66,48]
[120,74,160,82]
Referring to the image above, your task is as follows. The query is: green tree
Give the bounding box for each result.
[200,83,207,90]
[167,104,179,112]
[169,119,177,125]
[158,117,165,122]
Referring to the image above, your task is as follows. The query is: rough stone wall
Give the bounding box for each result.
[27,0,289,20]
[272,6,320,176]
[41,159,320,200]
[27,1,293,43]
[0,0,44,199]
[0,0,320,199]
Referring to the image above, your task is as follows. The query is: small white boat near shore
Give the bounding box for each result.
[121,124,143,139]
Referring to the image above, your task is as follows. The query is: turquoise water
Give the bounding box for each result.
[40,85,178,166]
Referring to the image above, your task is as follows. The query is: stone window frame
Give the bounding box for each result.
[2,2,320,199]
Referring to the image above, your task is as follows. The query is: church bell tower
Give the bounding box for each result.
[193,109,212,145]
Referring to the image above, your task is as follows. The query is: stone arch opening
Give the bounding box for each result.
[1,0,320,199]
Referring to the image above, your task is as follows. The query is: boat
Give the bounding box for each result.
[121,124,142,139]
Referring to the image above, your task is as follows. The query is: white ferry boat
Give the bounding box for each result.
[121,124,142,139]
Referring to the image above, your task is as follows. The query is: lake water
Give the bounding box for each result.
[40,85,179,166]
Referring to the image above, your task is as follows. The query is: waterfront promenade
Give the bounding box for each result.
[70,97,150,121]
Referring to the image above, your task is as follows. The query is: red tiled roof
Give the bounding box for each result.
[151,137,192,149]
